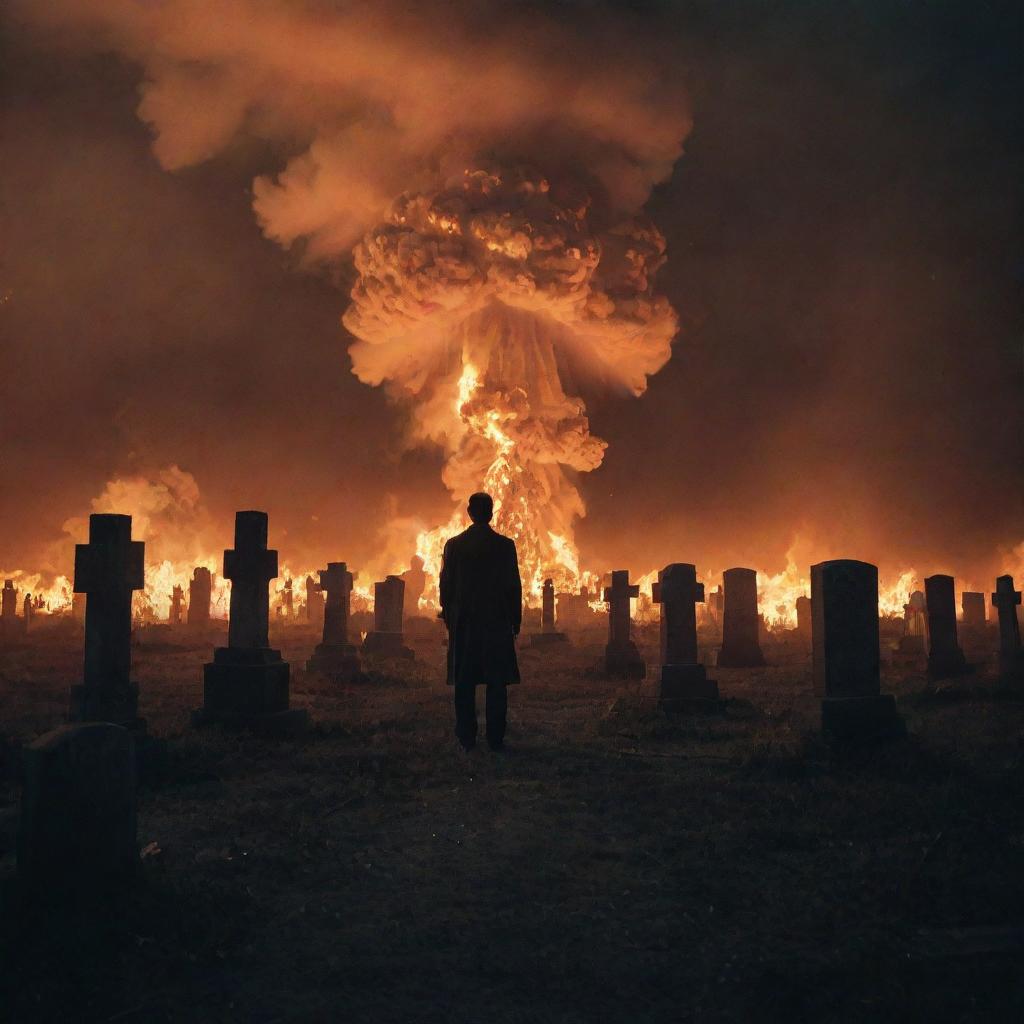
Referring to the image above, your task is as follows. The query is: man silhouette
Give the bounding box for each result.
[440,492,522,751]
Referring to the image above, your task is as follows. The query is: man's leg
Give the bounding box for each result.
[485,684,508,749]
[453,682,478,749]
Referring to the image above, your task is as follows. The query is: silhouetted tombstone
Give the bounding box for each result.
[795,596,812,648]
[307,562,363,680]
[991,575,1023,682]
[531,578,568,646]
[195,511,306,734]
[71,514,145,728]
[282,577,295,620]
[18,723,136,890]
[363,575,414,659]
[894,590,928,665]
[169,585,184,625]
[812,559,904,740]
[23,594,34,634]
[1,579,19,641]
[718,567,765,667]
[653,563,717,705]
[305,575,325,628]
[602,570,645,678]
[925,574,969,680]
[188,566,212,626]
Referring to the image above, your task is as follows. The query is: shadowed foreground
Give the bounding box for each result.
[2,629,1023,1022]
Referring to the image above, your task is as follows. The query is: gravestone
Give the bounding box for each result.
[717,567,766,667]
[195,511,306,734]
[363,575,414,659]
[812,559,904,740]
[707,585,724,628]
[795,596,812,648]
[557,586,594,630]
[170,585,184,625]
[71,514,145,728]
[1,579,19,641]
[23,594,34,634]
[282,578,294,619]
[18,723,136,890]
[894,590,928,665]
[602,570,645,678]
[925,574,969,680]
[305,574,325,628]
[530,578,569,646]
[188,566,212,626]
[653,563,717,705]
[991,575,1023,682]
[307,562,363,680]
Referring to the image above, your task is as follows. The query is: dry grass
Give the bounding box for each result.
[2,627,1024,1022]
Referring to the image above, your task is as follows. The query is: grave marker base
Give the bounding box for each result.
[306,643,363,681]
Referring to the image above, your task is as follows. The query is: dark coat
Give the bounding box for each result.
[440,523,522,686]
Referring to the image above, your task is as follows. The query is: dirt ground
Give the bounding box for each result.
[2,625,1023,1023]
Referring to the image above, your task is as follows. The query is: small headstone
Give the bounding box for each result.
[71,514,145,728]
[530,578,569,646]
[23,593,34,634]
[717,567,766,667]
[601,570,645,678]
[812,559,905,740]
[795,595,812,649]
[188,566,213,626]
[1,579,19,640]
[362,575,414,659]
[307,562,363,680]
[169,584,184,625]
[304,574,325,628]
[991,575,1023,682]
[18,723,136,890]
[194,511,306,734]
[924,574,969,680]
[653,563,717,705]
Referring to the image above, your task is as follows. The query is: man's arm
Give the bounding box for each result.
[507,540,522,636]
[439,539,454,625]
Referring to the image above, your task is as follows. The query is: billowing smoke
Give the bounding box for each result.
[14,0,690,593]
[344,167,678,589]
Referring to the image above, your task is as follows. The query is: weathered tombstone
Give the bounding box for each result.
[362,575,414,659]
[1,579,19,640]
[169,584,184,625]
[307,562,363,680]
[602,570,645,678]
[194,511,306,733]
[530,578,569,646]
[71,514,145,728]
[924,574,969,680]
[894,590,928,666]
[188,566,212,626]
[653,563,717,705]
[795,595,812,649]
[304,574,325,628]
[991,575,1023,682]
[717,567,766,667]
[812,559,904,740]
[18,723,136,890]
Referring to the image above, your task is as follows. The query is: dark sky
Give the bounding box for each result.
[1,0,1021,587]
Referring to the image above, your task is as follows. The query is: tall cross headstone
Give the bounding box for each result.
[601,570,645,678]
[195,511,306,734]
[307,562,363,680]
[530,578,569,646]
[924,574,968,680]
[363,575,414,659]
[71,514,145,728]
[992,575,1023,681]
[169,585,184,625]
[717,567,766,667]
[812,559,904,740]
[652,563,717,704]
[188,566,212,626]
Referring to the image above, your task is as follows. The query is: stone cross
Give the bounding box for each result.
[196,512,305,734]
[188,566,212,625]
[170,585,184,625]
[991,575,1022,678]
[652,563,716,703]
[601,570,644,678]
[18,722,137,891]
[363,576,414,659]
[718,567,766,667]
[924,574,968,680]
[812,559,903,740]
[224,511,277,650]
[71,514,145,726]
[307,562,362,679]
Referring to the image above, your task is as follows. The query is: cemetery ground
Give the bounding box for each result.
[2,627,1024,1023]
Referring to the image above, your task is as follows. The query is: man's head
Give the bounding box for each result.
[467,492,494,524]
